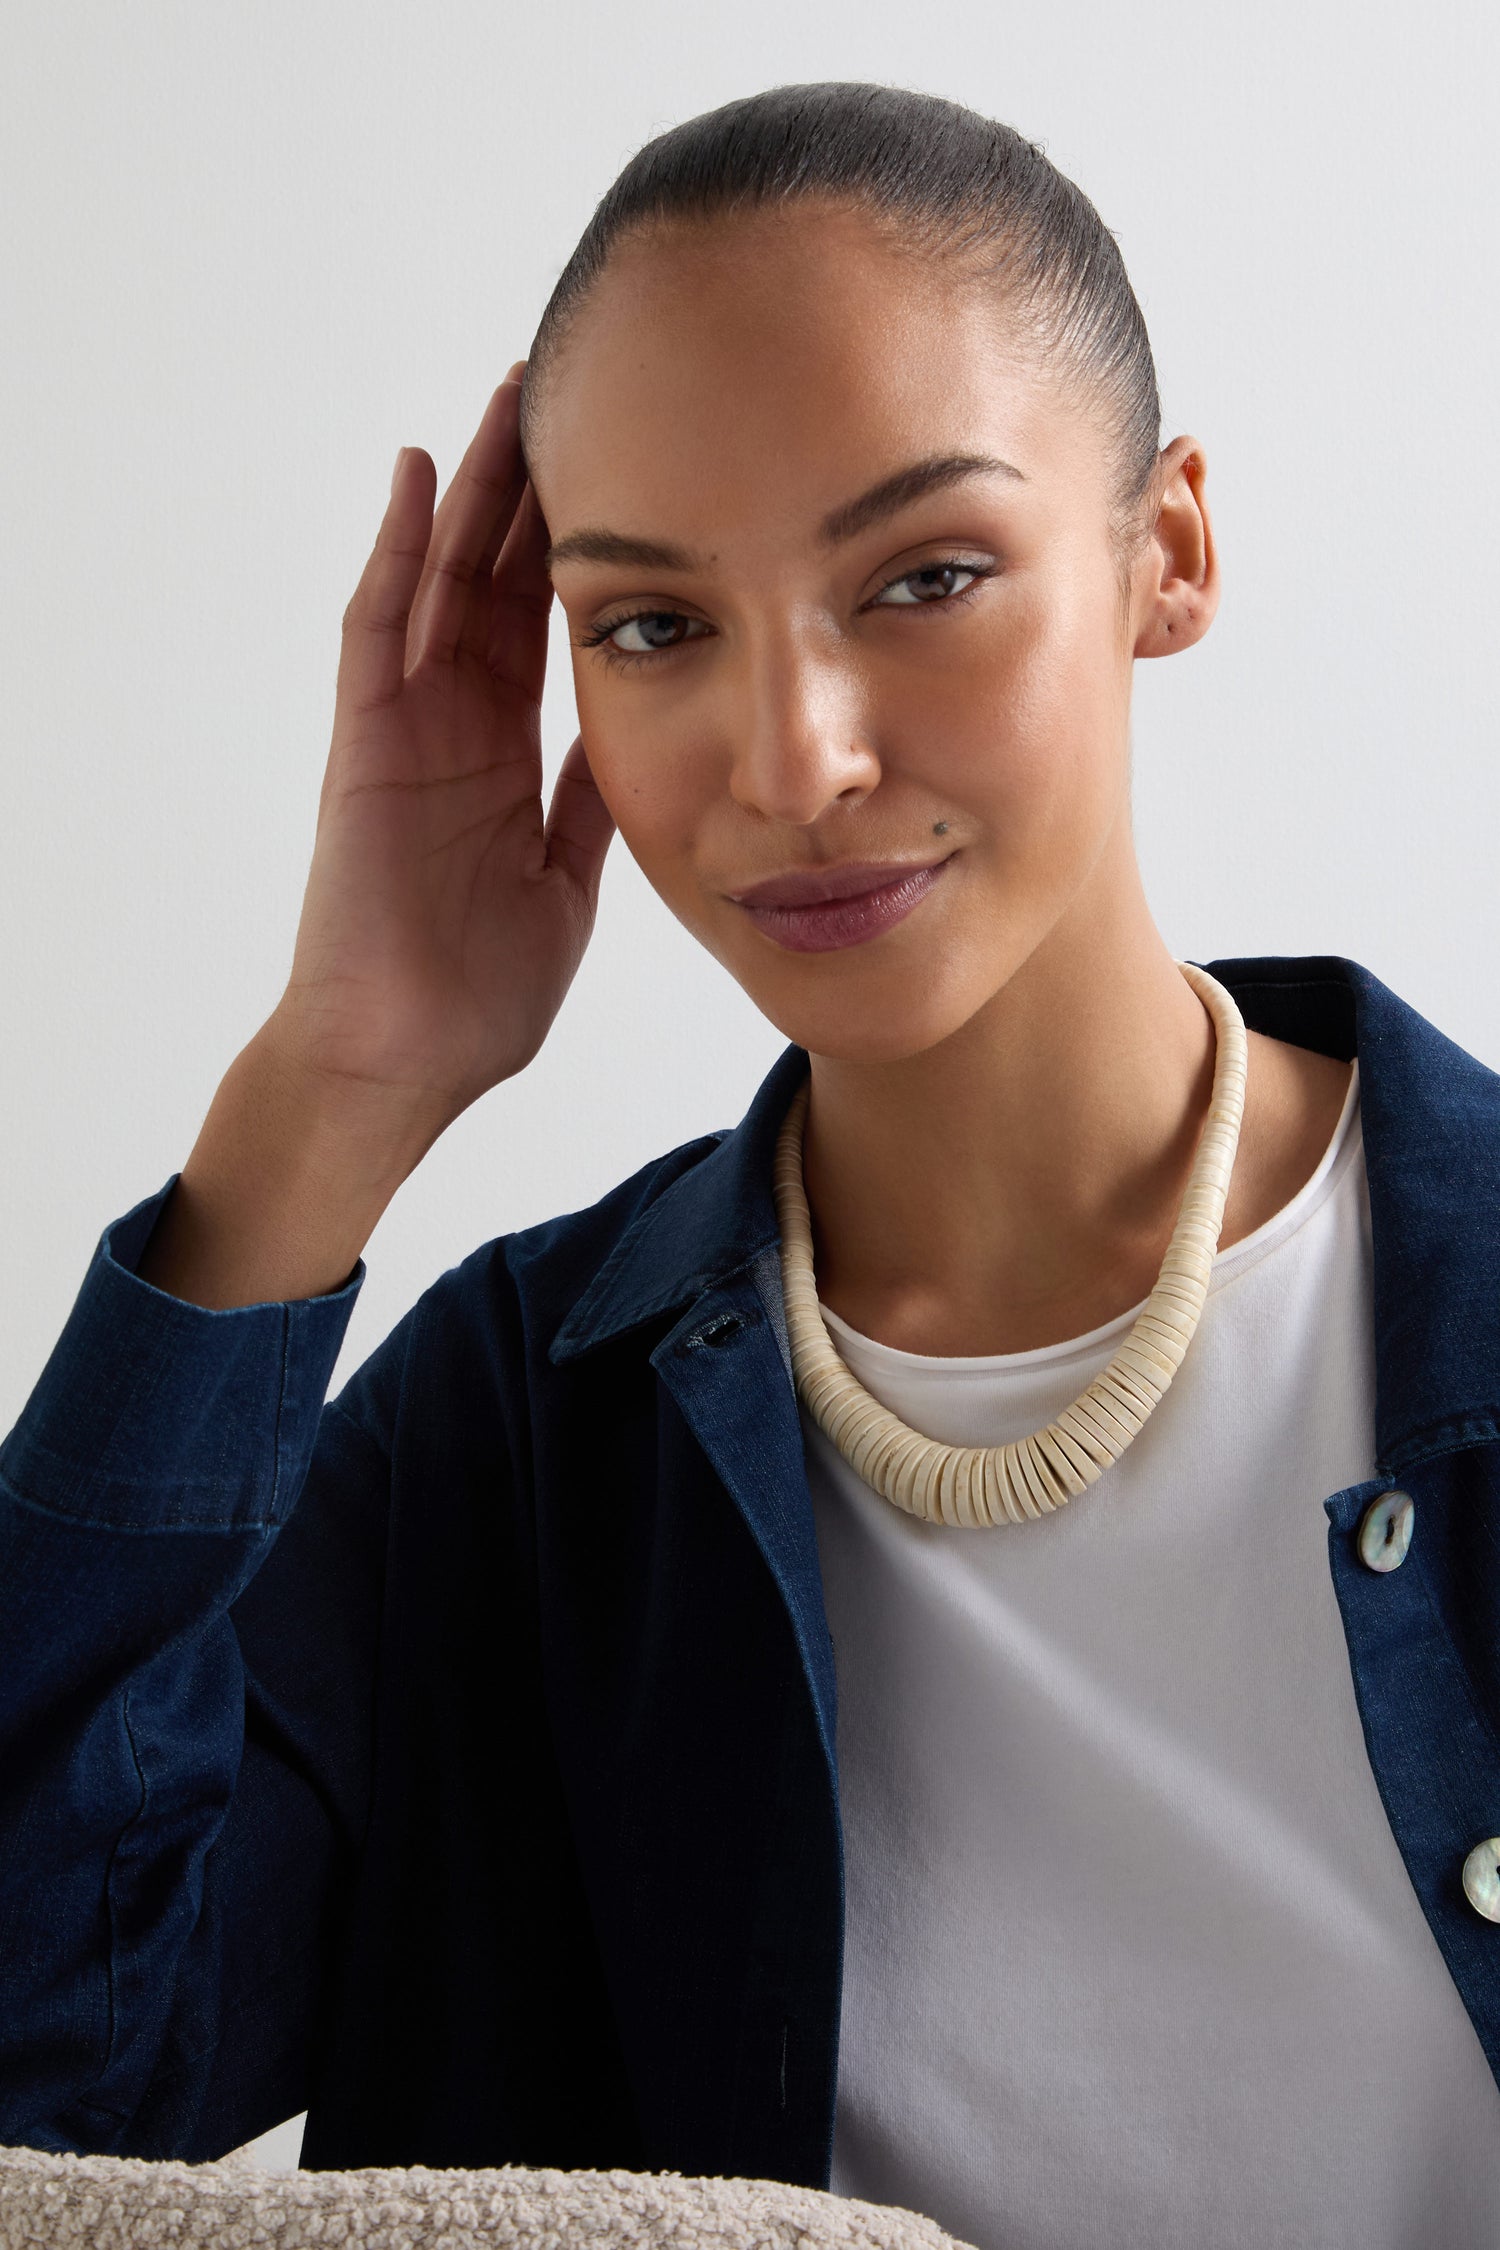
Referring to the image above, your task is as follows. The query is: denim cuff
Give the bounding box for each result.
[0,1177,366,1532]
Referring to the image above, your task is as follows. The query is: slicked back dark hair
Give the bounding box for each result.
[520,81,1164,609]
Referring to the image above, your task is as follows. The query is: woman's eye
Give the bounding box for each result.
[874,562,986,606]
[592,611,709,654]
[583,560,993,665]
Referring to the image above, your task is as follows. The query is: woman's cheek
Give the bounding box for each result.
[587,729,710,885]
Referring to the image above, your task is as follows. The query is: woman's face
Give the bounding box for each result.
[527,203,1188,1064]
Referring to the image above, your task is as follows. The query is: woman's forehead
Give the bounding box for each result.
[532,339,1093,562]
[529,245,1066,506]
[553,212,1028,403]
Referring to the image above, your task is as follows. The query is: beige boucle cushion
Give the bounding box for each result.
[0,2141,978,2249]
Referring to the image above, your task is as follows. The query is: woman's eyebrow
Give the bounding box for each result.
[543,451,1026,575]
[819,451,1025,546]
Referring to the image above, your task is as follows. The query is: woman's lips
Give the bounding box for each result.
[735,854,956,952]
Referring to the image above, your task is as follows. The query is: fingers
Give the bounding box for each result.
[452,365,537,670]
[406,373,528,671]
[337,446,438,713]
[487,481,554,708]
[336,362,532,717]
[543,735,616,910]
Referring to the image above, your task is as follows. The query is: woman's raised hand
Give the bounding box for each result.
[272,364,615,1127]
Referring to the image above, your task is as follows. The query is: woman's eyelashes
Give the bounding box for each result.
[875,559,993,607]
[580,610,711,660]
[576,556,997,670]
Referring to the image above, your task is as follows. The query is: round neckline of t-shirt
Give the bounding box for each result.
[816,1056,1363,1375]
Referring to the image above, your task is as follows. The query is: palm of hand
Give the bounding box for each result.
[279,376,615,1118]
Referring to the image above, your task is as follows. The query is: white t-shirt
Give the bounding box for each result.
[806,1060,1500,2250]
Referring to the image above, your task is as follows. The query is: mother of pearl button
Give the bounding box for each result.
[1358,1489,1415,1572]
[1463,1838,1500,1921]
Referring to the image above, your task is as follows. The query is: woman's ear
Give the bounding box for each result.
[1134,435,1221,659]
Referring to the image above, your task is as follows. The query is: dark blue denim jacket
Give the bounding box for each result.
[5,951,1500,2185]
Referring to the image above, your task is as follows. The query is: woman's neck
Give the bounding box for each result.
[800,892,1352,1357]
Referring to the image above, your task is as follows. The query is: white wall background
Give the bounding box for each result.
[5,0,1496,2171]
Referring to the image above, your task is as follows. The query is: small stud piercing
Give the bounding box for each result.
[933,821,950,836]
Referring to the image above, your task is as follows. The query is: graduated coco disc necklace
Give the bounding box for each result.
[772,953,1249,1529]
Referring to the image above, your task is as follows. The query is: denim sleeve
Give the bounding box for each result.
[0,1175,397,2160]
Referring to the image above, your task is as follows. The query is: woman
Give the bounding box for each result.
[4,79,1500,2250]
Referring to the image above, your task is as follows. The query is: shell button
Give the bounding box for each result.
[1463,1839,1500,1922]
[1357,1489,1414,1573]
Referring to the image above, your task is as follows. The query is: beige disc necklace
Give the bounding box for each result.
[772,959,1249,1528]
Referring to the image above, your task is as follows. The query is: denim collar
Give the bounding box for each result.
[549,954,1500,1478]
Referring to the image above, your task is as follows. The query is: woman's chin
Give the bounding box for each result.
[696,893,1024,1063]
[745,982,984,1066]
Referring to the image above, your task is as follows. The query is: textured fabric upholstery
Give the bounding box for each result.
[0,2142,975,2249]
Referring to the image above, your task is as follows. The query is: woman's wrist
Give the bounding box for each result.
[133,1021,456,1310]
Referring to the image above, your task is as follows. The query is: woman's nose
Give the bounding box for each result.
[725,629,881,825]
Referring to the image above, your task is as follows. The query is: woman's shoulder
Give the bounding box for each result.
[406,1122,737,1340]
[504,1127,733,1287]
[326,1123,737,1449]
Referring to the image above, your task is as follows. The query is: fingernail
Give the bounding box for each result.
[391,447,405,494]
